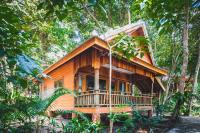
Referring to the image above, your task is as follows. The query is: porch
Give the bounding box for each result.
[72,47,165,115]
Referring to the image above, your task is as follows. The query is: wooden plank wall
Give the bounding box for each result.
[100,54,154,78]
[42,60,75,111]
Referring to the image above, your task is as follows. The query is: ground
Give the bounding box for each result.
[38,116,200,132]
[166,116,200,133]
[154,116,200,133]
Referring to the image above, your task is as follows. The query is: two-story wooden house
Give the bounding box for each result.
[40,21,167,122]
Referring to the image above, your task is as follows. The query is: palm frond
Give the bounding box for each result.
[54,110,88,121]
[28,88,74,116]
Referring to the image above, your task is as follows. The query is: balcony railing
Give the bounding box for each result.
[75,90,152,107]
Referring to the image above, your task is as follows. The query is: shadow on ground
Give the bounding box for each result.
[166,117,200,133]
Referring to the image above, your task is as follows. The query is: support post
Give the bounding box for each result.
[78,74,82,93]
[94,68,99,90]
[92,113,100,123]
[151,77,155,97]
[94,68,99,105]
[82,75,87,92]
[72,113,76,119]
[151,77,155,107]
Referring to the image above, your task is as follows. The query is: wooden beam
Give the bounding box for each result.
[94,69,99,90]
[82,75,87,92]
[94,68,99,105]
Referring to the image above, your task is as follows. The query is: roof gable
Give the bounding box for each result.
[43,21,166,76]
[100,20,154,65]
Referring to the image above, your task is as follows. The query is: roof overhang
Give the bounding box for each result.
[103,64,134,74]
[43,36,167,76]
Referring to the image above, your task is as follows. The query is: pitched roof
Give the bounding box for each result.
[43,21,167,77]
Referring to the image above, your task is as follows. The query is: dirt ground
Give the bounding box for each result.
[166,116,200,133]
[154,116,200,133]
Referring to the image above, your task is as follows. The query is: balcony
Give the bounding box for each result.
[75,90,152,107]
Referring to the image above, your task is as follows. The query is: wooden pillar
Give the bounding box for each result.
[116,80,119,92]
[125,82,129,93]
[132,84,135,96]
[92,48,100,106]
[150,77,155,116]
[94,68,99,105]
[72,113,76,119]
[151,77,155,97]
[94,68,99,91]
[78,74,82,93]
[82,75,87,92]
[92,113,100,123]
[121,82,125,94]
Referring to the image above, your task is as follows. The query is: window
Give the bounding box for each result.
[111,80,115,92]
[86,75,107,91]
[119,81,125,94]
[54,79,63,89]
[86,75,94,90]
[99,79,106,90]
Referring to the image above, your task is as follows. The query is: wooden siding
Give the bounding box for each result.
[41,60,75,111]
[131,28,153,65]
[74,48,93,74]
[100,54,154,78]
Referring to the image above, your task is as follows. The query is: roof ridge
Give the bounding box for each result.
[100,20,146,41]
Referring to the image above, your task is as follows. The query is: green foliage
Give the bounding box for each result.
[132,111,160,130]
[160,91,200,117]
[0,88,70,131]
[113,111,160,132]
[112,33,149,60]
[108,112,129,122]
[140,0,194,33]
[38,0,134,28]
[63,117,101,133]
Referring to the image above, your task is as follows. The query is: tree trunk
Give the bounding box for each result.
[163,76,172,104]
[109,120,113,133]
[127,5,131,24]
[188,43,200,115]
[172,1,189,119]
[172,96,183,120]
[163,33,180,104]
[192,43,200,95]
[179,1,189,94]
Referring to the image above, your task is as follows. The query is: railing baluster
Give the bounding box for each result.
[74,91,152,108]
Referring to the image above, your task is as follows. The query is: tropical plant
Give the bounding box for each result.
[0,88,71,132]
[63,117,101,133]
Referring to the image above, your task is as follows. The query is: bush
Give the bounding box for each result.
[63,118,101,133]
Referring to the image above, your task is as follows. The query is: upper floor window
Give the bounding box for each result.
[119,81,125,94]
[99,79,106,90]
[86,75,94,90]
[111,80,116,92]
[54,79,63,89]
[86,75,106,91]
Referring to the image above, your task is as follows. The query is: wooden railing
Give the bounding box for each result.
[75,90,152,107]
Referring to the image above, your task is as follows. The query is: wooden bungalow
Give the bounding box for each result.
[39,21,167,122]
